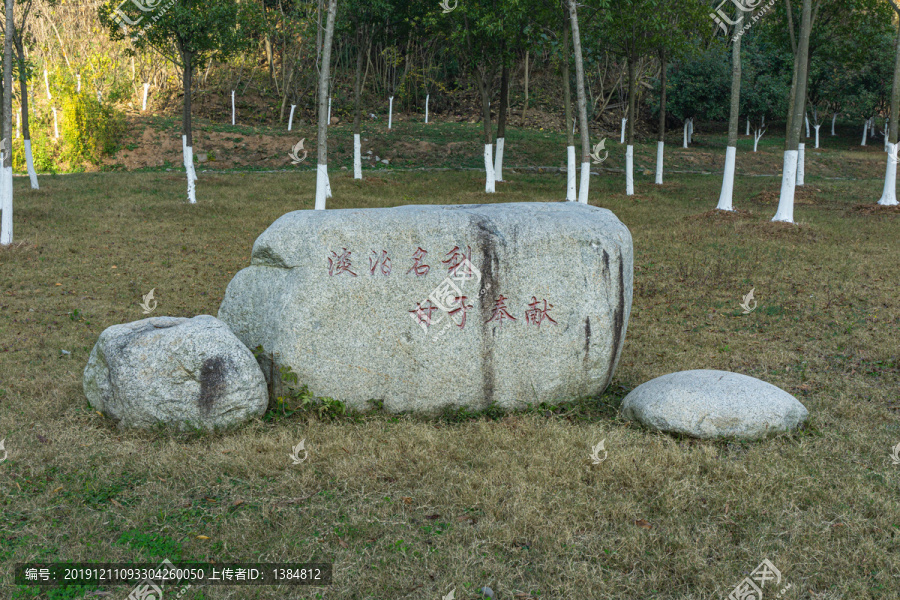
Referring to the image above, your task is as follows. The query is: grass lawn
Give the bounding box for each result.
[1,128,899,599]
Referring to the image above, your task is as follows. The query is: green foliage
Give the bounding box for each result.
[58,89,126,165]
[665,46,732,122]
[250,345,347,421]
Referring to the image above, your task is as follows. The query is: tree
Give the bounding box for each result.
[0,0,12,246]
[772,0,813,223]
[877,7,900,206]
[6,0,40,190]
[315,0,337,209]
[100,0,255,204]
[568,0,591,204]
[716,5,743,212]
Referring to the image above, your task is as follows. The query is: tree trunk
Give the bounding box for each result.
[625,53,636,196]
[14,34,37,189]
[717,12,742,211]
[494,63,509,182]
[563,11,576,200]
[568,0,590,204]
[773,0,813,223]
[353,26,365,180]
[656,50,666,185]
[878,19,900,206]
[315,0,337,210]
[475,62,495,193]
[522,51,529,125]
[181,48,197,204]
[1,0,13,245]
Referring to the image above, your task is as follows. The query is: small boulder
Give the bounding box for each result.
[196,153,208,163]
[620,370,808,440]
[83,315,268,431]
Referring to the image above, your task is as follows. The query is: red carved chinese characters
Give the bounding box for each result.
[486,295,517,326]
[369,250,392,275]
[327,248,357,277]
[407,247,430,276]
[524,297,557,327]
[443,245,472,276]
[409,300,439,328]
[447,295,474,328]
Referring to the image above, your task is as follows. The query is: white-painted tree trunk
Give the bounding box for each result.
[805,113,810,138]
[746,118,750,135]
[620,118,627,143]
[97,90,102,103]
[625,145,634,195]
[182,135,198,181]
[655,141,664,184]
[716,145,736,211]
[884,120,890,151]
[683,120,688,148]
[493,137,504,182]
[483,144,495,193]
[796,143,805,185]
[773,150,798,223]
[566,146,577,200]
[231,91,236,125]
[578,161,590,204]
[761,115,765,127]
[43,69,51,100]
[327,96,331,124]
[315,164,328,210]
[25,141,38,189]
[862,120,868,146]
[325,170,332,198]
[814,125,820,148]
[353,133,362,179]
[870,116,876,135]
[0,164,10,245]
[831,113,837,135]
[878,142,899,206]
[753,128,765,152]
[52,107,59,138]
[142,83,150,111]
[388,96,393,130]
[76,73,81,93]
[425,94,429,123]
[288,105,296,131]
[183,143,196,204]
[688,118,694,144]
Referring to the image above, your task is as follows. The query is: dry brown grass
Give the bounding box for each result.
[1,169,898,600]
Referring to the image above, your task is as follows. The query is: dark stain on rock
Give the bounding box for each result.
[605,254,626,389]
[584,317,591,367]
[471,214,501,409]
[601,249,610,275]
[199,356,228,414]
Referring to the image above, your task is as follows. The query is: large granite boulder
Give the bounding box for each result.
[218,202,633,415]
[620,370,809,440]
[83,315,268,430]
